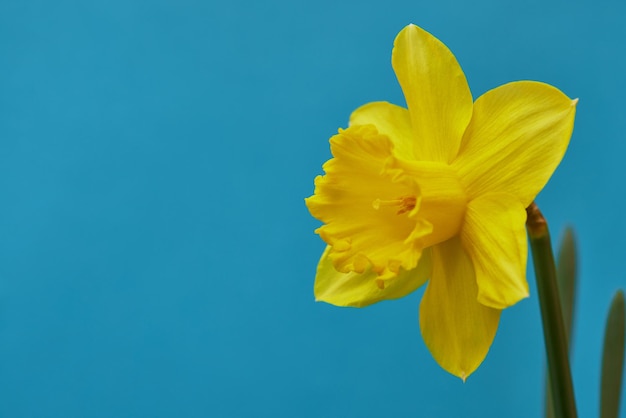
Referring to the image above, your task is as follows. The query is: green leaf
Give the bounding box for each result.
[600,290,625,418]
[545,227,578,418]
[557,228,577,345]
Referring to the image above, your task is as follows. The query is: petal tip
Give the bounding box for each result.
[396,24,420,41]
[571,98,579,107]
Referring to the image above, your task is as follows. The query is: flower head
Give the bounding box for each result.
[305,24,577,379]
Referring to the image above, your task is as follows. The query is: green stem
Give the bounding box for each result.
[526,202,578,418]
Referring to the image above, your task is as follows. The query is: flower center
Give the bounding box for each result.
[372,196,417,214]
[382,158,469,250]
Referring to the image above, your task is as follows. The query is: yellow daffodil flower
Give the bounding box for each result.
[305,24,577,380]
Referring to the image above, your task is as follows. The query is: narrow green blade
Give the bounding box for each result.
[556,228,577,344]
[600,290,625,418]
[545,228,577,418]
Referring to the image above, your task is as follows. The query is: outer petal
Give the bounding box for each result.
[461,194,529,309]
[453,81,577,206]
[392,24,473,163]
[349,101,415,159]
[420,237,501,380]
[315,246,432,308]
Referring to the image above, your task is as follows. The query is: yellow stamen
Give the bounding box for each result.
[372,196,417,214]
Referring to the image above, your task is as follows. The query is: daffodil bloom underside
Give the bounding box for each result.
[305,24,576,379]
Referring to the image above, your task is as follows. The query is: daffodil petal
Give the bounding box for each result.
[461,194,529,309]
[315,246,432,308]
[392,24,473,163]
[349,102,415,159]
[420,237,501,380]
[305,125,427,277]
[453,81,577,206]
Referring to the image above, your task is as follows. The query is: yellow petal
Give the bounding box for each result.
[349,102,416,159]
[419,237,501,380]
[305,125,428,278]
[453,81,577,206]
[461,194,529,309]
[315,246,432,308]
[391,24,473,163]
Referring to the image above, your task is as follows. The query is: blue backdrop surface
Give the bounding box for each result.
[0,0,625,417]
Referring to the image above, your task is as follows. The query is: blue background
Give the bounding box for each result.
[0,0,624,417]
